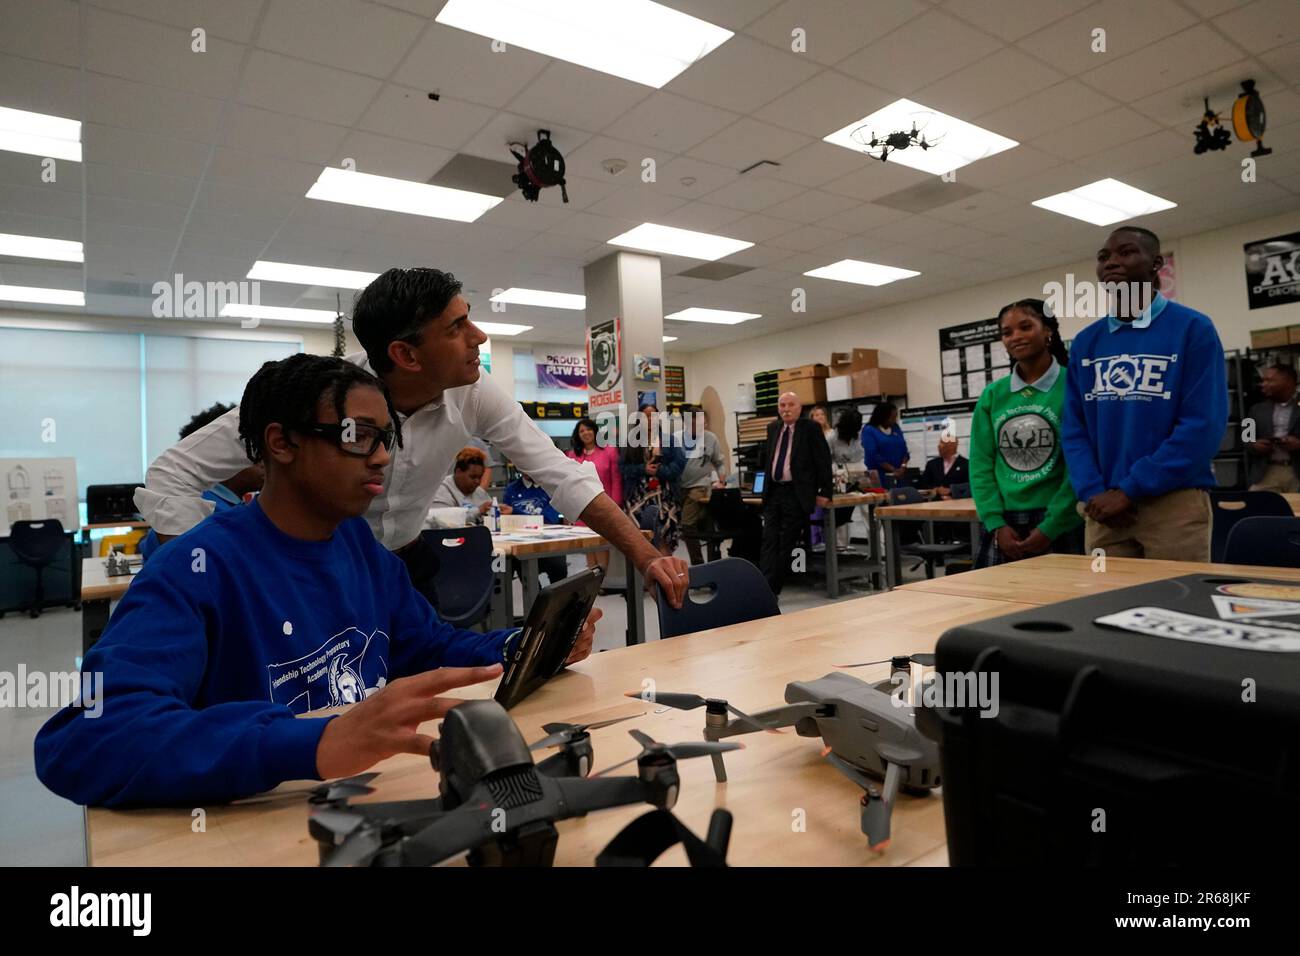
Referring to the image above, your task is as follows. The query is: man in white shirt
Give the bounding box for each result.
[137,267,689,609]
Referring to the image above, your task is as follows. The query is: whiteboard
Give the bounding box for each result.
[2,457,78,536]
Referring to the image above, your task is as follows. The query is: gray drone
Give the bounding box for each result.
[628,654,942,851]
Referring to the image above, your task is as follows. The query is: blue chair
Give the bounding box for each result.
[657,558,779,639]
[1223,516,1300,567]
[419,526,495,628]
[1209,491,1292,563]
[9,519,68,618]
[887,487,965,578]
[948,482,972,499]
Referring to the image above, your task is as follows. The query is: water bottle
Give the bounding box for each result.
[490,497,501,532]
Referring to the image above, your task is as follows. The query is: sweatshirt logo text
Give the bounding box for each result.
[1082,353,1176,401]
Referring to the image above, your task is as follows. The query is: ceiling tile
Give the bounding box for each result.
[359,86,496,152]
[1076,129,1193,177]
[0,211,81,242]
[654,156,742,199]
[745,0,928,66]
[1082,26,1244,100]
[256,0,425,78]
[221,104,351,165]
[941,0,1094,41]
[478,196,578,233]
[87,195,189,231]
[837,11,1004,95]
[0,0,79,67]
[816,201,910,232]
[84,164,197,206]
[699,176,807,212]
[1260,38,1300,85]
[87,0,266,43]
[686,117,813,169]
[822,160,931,201]
[767,222,851,252]
[1018,0,1201,77]
[957,146,1067,189]
[753,69,896,139]
[83,5,245,98]
[766,140,877,188]
[191,180,299,221]
[459,113,594,169]
[661,0,784,30]
[0,53,82,117]
[760,188,858,224]
[601,92,740,155]
[236,50,382,127]
[586,185,688,221]
[975,81,1118,142]
[915,49,1066,117]
[83,123,213,178]
[393,23,550,109]
[664,35,820,113]
[1213,0,1300,55]
[1032,108,1164,160]
[0,183,81,220]
[504,61,654,134]
[546,212,631,243]
[205,147,322,193]
[83,72,224,141]
[561,134,673,183]
[332,131,452,182]
[725,213,805,243]
[925,189,1021,224]
[653,201,751,231]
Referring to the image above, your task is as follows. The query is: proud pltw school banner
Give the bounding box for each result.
[536,352,588,390]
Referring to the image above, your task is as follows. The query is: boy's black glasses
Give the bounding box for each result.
[292,421,397,457]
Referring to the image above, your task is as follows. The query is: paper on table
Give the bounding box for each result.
[964,345,986,370]
[941,349,961,374]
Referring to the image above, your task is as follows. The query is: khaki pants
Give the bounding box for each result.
[1250,463,1300,494]
[1083,488,1211,562]
[681,486,712,565]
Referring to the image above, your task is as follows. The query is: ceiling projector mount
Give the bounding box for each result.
[850,117,943,163]
[509,129,569,203]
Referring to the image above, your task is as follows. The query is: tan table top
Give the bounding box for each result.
[81,556,136,602]
[742,492,885,507]
[87,588,1038,867]
[489,528,648,558]
[81,521,150,531]
[898,552,1300,605]
[876,499,979,520]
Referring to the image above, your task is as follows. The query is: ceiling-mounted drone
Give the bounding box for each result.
[306,699,740,867]
[629,655,941,852]
[851,120,940,163]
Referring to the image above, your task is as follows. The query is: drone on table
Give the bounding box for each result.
[851,121,940,163]
[629,653,941,852]
[306,699,740,867]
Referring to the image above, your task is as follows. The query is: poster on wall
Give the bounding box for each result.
[634,354,662,382]
[3,457,78,536]
[535,351,587,390]
[938,319,1008,401]
[1244,231,1300,310]
[586,317,623,412]
[664,365,685,404]
[1158,250,1177,301]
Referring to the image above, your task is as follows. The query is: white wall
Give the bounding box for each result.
[685,210,1300,452]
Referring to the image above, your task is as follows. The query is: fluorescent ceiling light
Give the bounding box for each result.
[803,259,920,286]
[306,167,502,222]
[219,303,337,324]
[665,308,760,325]
[0,106,82,162]
[0,232,83,263]
[662,335,677,342]
[248,260,378,289]
[0,285,84,306]
[490,287,586,310]
[824,98,1016,175]
[435,0,732,88]
[473,321,532,336]
[609,223,752,261]
[1031,178,1176,226]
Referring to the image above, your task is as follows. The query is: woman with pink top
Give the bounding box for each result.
[568,417,622,573]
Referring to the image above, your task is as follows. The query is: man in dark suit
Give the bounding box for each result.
[759,391,832,596]
[918,435,970,499]
[1247,363,1300,493]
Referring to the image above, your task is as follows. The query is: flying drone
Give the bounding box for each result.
[629,653,941,852]
[306,699,740,866]
[510,129,569,203]
[851,121,940,163]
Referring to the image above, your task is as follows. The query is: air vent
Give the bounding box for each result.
[85,278,157,298]
[428,154,519,197]
[677,263,754,281]
[874,179,982,214]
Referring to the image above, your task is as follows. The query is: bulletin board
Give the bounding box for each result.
[938,319,1011,402]
[900,403,975,464]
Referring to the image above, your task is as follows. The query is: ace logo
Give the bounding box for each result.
[1082,353,1176,401]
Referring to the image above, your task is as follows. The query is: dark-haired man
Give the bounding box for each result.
[1061,225,1228,561]
[36,355,599,807]
[136,269,690,609]
[1247,364,1300,493]
[137,402,264,560]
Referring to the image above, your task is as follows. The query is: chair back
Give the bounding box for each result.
[1223,515,1300,567]
[657,558,779,639]
[419,525,496,627]
[1209,490,1292,562]
[887,485,925,505]
[9,519,67,567]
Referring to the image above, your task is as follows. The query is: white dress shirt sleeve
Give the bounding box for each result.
[465,375,603,521]
[133,405,253,536]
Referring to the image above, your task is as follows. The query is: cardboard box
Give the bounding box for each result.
[778,363,828,382]
[1252,327,1289,348]
[783,377,827,405]
[825,374,852,402]
[1289,325,1300,346]
[829,349,880,374]
[848,367,907,398]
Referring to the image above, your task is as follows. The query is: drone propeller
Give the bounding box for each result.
[593,729,743,777]
[309,772,379,804]
[623,690,781,734]
[833,652,935,669]
[311,809,387,867]
[529,713,641,751]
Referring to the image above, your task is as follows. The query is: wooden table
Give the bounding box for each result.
[875,499,981,589]
[743,492,887,597]
[489,528,648,645]
[898,552,1300,605]
[80,556,137,653]
[86,587,1038,867]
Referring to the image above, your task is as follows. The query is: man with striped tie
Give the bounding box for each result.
[758,391,833,596]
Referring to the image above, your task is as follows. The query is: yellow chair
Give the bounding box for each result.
[98,529,146,557]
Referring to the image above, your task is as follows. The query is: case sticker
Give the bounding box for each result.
[1217,582,1300,601]
[1095,606,1300,652]
[1211,594,1300,621]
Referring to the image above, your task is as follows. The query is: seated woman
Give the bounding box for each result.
[35,354,597,808]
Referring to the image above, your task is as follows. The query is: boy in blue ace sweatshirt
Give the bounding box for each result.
[1061,225,1228,561]
[36,355,600,808]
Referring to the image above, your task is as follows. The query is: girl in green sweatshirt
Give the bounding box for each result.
[971,298,1084,567]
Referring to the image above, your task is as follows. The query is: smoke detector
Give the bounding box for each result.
[601,158,629,176]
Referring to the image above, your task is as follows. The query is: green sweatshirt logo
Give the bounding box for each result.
[995,403,1061,483]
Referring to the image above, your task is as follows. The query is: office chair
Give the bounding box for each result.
[887,486,965,579]
[1208,490,1292,563]
[1223,516,1300,567]
[419,526,496,628]
[657,558,779,639]
[9,519,68,618]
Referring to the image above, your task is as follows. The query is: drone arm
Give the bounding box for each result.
[535,750,572,778]
[399,804,499,868]
[715,702,822,738]
[554,775,653,817]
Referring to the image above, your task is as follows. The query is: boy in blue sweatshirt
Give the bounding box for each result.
[36,355,598,807]
[1061,225,1227,561]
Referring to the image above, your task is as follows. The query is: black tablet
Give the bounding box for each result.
[495,566,604,710]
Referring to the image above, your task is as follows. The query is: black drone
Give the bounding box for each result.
[852,122,938,163]
[630,653,941,852]
[1193,97,1233,154]
[510,129,569,203]
[306,699,740,866]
